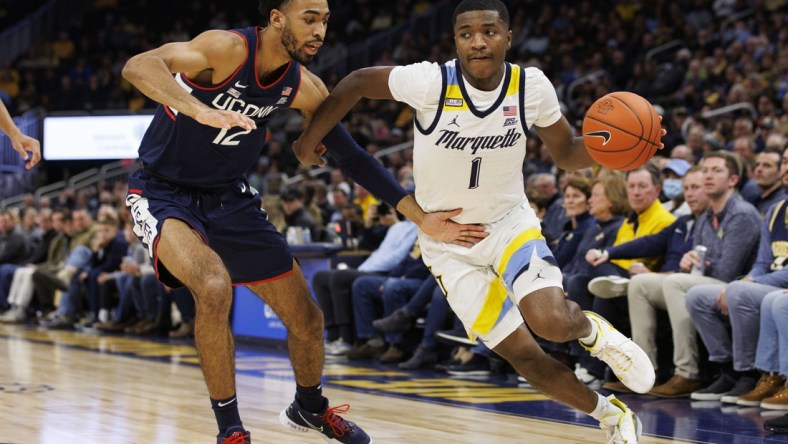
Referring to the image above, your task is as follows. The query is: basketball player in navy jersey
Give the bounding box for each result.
[295,1,663,442]
[121,1,487,443]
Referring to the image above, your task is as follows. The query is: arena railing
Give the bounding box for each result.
[679,102,758,140]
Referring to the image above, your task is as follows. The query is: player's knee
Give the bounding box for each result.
[290,300,324,342]
[291,315,324,343]
[194,276,233,312]
[527,303,576,342]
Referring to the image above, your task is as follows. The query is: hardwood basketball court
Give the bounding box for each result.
[1,324,784,443]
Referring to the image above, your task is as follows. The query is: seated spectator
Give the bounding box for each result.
[747,290,788,408]
[559,171,629,382]
[585,167,708,391]
[357,202,397,251]
[741,148,786,217]
[551,176,594,269]
[96,221,159,334]
[568,164,676,387]
[29,209,95,313]
[532,173,567,243]
[370,278,452,370]
[751,291,788,418]
[351,183,380,221]
[660,158,693,216]
[347,238,431,363]
[316,215,418,355]
[0,208,55,309]
[0,209,69,323]
[159,285,196,339]
[685,152,788,403]
[41,213,126,328]
[0,210,29,277]
[641,152,761,398]
[281,187,321,243]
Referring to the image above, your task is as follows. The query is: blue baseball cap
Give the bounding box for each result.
[662,158,691,177]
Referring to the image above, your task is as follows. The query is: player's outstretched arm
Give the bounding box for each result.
[293,67,488,247]
[534,116,596,171]
[294,66,396,165]
[122,30,255,131]
[0,100,40,169]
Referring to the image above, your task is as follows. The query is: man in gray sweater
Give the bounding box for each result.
[685,147,788,404]
[640,151,762,398]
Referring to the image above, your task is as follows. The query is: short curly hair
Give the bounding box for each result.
[452,0,510,28]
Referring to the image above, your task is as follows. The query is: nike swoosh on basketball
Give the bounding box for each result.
[298,411,323,432]
[585,130,612,145]
[217,397,236,407]
[234,81,248,89]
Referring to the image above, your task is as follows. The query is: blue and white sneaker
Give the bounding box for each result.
[279,398,371,443]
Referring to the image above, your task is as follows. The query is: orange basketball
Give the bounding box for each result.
[582,92,662,171]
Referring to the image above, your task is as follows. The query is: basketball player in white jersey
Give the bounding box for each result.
[295,1,658,442]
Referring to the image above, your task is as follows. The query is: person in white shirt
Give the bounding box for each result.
[294,1,663,442]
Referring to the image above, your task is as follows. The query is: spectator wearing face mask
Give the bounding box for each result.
[661,158,693,217]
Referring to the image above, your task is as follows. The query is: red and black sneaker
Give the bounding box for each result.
[279,398,371,443]
[217,427,250,444]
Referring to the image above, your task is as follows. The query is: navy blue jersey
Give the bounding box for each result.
[138,27,301,188]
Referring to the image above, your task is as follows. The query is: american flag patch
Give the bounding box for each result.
[503,105,517,116]
[282,86,292,96]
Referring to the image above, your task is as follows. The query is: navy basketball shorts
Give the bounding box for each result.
[126,169,293,288]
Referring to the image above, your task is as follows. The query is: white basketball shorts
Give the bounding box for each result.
[419,200,563,348]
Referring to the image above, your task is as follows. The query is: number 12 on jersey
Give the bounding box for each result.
[213,127,252,146]
[469,157,482,189]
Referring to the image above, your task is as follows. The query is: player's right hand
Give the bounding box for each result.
[419,208,489,247]
[195,109,256,131]
[292,137,327,167]
[11,133,41,169]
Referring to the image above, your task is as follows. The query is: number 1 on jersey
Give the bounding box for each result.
[469,157,482,189]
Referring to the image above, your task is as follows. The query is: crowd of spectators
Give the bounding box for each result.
[2,0,788,432]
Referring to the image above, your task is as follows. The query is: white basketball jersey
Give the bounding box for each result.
[390,60,560,224]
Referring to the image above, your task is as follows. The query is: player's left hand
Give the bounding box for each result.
[11,133,41,169]
[420,208,488,247]
[656,117,667,151]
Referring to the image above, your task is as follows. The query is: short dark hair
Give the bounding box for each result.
[259,0,295,25]
[703,150,743,179]
[452,0,510,28]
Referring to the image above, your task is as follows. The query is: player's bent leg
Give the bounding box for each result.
[519,287,655,394]
[248,261,371,444]
[494,324,598,411]
[518,287,591,343]
[156,219,236,400]
[493,326,641,443]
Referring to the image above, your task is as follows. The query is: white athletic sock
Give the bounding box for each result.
[589,393,621,421]
[579,314,599,345]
